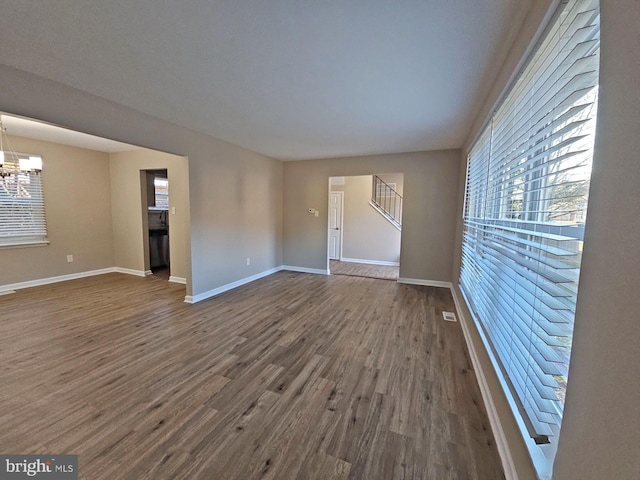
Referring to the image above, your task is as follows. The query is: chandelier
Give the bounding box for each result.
[0,115,42,178]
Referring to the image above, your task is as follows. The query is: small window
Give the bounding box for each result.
[0,151,47,247]
[375,182,397,197]
[154,177,169,210]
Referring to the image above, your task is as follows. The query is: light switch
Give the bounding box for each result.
[314,210,319,217]
[171,207,176,214]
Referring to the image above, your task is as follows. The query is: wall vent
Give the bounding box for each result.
[442,311,457,322]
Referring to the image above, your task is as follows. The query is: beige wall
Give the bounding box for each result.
[451,0,640,479]
[284,151,459,281]
[109,149,190,279]
[0,66,284,298]
[188,141,283,297]
[0,135,115,286]
[331,175,402,263]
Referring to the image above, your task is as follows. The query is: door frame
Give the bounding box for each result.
[327,190,344,270]
[141,168,171,278]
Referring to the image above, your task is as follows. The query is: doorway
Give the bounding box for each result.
[327,174,403,280]
[143,169,170,280]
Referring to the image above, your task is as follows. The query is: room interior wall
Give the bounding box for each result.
[331,175,402,263]
[0,135,115,287]
[284,150,459,281]
[109,149,189,280]
[0,65,284,298]
[187,139,283,299]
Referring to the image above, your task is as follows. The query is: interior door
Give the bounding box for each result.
[328,192,343,260]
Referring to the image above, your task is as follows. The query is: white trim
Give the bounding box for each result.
[114,267,151,277]
[168,276,187,285]
[450,286,518,480]
[340,257,400,267]
[397,277,453,289]
[369,201,402,231]
[457,285,556,480]
[281,265,329,275]
[184,266,284,304]
[0,240,50,249]
[0,267,117,294]
[0,290,16,296]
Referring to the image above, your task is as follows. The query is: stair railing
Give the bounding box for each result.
[371,175,402,230]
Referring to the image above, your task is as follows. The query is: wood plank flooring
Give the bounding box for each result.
[0,271,504,479]
[329,260,399,280]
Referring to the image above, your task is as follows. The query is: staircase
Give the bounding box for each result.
[370,175,402,230]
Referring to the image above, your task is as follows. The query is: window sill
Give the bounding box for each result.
[0,241,50,249]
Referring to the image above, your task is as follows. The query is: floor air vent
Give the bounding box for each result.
[442,311,457,322]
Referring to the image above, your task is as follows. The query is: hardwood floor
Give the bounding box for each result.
[329,260,399,280]
[0,271,504,479]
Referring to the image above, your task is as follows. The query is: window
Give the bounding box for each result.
[0,151,47,246]
[154,177,169,210]
[460,0,599,457]
[376,182,397,197]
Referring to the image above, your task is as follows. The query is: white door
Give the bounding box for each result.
[328,192,343,260]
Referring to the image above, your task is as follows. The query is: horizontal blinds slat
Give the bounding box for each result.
[460,0,598,440]
[465,223,579,258]
[491,55,598,159]
[0,167,48,245]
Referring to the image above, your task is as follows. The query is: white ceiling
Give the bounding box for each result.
[1,114,139,153]
[0,0,531,160]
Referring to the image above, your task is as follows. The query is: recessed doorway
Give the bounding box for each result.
[328,174,403,281]
[143,169,170,280]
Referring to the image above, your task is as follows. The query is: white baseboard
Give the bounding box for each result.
[184,265,333,304]
[450,286,517,480]
[340,257,400,267]
[397,277,453,289]
[114,267,151,277]
[0,267,117,294]
[281,265,330,275]
[184,266,284,304]
[169,276,187,285]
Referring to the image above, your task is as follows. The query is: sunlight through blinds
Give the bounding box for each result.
[460,0,600,443]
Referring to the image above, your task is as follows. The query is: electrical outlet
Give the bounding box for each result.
[246,257,251,266]
[66,255,74,263]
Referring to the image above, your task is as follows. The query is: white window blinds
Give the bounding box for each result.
[460,0,599,443]
[0,151,47,246]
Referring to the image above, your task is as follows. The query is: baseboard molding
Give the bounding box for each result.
[184,266,284,304]
[114,267,151,277]
[450,286,517,480]
[184,265,332,304]
[281,265,330,275]
[397,277,453,289]
[0,267,117,294]
[340,257,400,267]
[169,276,187,285]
